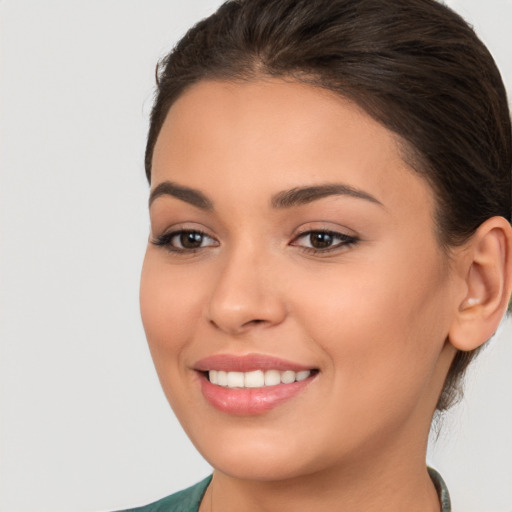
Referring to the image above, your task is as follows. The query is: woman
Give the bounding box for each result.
[128,0,512,510]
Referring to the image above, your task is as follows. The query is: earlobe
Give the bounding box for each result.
[449,216,512,352]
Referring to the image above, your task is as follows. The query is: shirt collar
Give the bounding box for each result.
[428,466,451,512]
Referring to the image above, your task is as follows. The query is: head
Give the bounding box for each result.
[140,0,512,481]
[144,0,511,411]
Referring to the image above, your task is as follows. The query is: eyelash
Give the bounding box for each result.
[151,229,358,254]
[291,230,358,254]
[152,229,218,253]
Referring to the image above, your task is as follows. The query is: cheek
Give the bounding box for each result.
[288,247,451,409]
[139,251,206,366]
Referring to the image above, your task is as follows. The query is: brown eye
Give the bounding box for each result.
[309,232,334,249]
[179,231,205,249]
[291,230,358,253]
[152,229,218,252]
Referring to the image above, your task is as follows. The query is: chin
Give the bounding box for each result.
[187,424,333,482]
[208,451,315,482]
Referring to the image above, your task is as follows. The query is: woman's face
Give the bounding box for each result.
[140,79,459,481]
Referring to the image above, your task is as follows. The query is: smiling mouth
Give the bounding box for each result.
[199,368,318,415]
[195,354,319,414]
[206,369,317,388]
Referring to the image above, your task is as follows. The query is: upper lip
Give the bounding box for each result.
[194,354,315,372]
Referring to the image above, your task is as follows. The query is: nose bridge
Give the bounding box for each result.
[206,238,286,334]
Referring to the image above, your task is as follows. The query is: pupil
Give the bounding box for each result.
[180,232,203,248]
[310,232,332,249]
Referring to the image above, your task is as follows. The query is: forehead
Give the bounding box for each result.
[156,78,400,167]
[152,78,435,219]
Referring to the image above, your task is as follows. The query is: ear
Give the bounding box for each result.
[449,216,512,352]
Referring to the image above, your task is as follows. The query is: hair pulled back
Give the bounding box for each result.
[145,0,512,411]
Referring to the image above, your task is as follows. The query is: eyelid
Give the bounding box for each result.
[150,225,220,253]
[150,221,216,240]
[290,226,359,253]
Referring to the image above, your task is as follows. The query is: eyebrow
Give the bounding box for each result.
[149,181,214,210]
[148,181,383,211]
[270,183,383,208]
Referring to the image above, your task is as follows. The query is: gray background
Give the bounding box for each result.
[1,1,511,511]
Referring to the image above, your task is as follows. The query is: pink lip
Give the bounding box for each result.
[194,354,317,416]
[194,354,313,372]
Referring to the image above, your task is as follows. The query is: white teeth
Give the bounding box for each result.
[208,369,312,388]
[280,370,295,384]
[217,370,228,387]
[244,370,265,388]
[227,371,244,388]
[264,369,281,386]
[296,370,310,382]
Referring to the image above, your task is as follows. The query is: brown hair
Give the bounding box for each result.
[145,0,512,411]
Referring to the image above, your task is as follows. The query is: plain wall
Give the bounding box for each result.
[1,1,511,511]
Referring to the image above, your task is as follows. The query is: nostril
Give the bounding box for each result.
[246,319,265,326]
[209,317,267,334]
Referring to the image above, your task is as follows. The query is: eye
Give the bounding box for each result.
[152,229,218,252]
[291,230,358,252]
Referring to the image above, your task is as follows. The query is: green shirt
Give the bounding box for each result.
[119,468,451,512]
[120,476,211,512]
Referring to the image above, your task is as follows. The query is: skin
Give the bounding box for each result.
[140,78,475,511]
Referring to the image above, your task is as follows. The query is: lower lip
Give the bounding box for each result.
[199,373,315,415]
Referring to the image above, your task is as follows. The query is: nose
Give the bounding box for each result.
[206,246,287,335]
